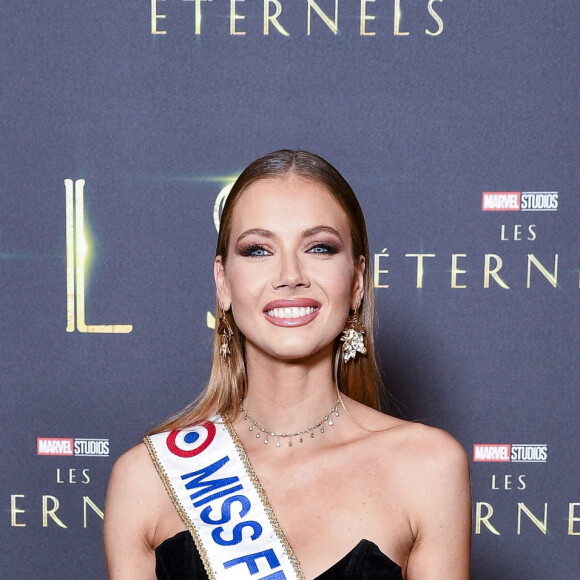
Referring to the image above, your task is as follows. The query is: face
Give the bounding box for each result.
[215,175,365,363]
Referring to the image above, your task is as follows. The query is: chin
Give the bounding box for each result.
[261,340,333,363]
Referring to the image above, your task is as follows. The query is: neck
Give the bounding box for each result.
[241,343,338,434]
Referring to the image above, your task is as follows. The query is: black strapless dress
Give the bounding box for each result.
[156,530,403,579]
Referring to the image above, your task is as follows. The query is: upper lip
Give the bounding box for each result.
[263,298,321,312]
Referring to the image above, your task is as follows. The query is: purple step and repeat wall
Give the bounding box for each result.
[2,1,578,578]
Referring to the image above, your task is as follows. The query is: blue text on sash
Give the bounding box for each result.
[177,446,287,578]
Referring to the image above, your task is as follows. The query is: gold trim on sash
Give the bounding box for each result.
[144,436,217,580]
[144,415,306,580]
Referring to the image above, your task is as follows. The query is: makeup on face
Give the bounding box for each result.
[218,175,361,361]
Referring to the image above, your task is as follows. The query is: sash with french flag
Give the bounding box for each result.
[145,417,304,580]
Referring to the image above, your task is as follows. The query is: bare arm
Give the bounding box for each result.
[405,429,472,579]
[103,444,160,580]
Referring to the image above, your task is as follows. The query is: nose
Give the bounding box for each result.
[273,251,310,290]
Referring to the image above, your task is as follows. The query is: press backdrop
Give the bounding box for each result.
[2,1,578,578]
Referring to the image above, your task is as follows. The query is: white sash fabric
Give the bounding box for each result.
[145,417,304,580]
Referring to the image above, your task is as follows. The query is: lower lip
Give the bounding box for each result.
[264,308,320,327]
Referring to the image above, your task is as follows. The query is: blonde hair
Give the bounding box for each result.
[149,150,383,434]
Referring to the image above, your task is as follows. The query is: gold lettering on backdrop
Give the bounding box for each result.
[11,495,26,527]
[65,179,75,331]
[42,495,67,528]
[450,253,467,289]
[264,0,290,35]
[230,0,246,35]
[569,503,580,535]
[151,0,167,34]
[83,497,104,528]
[56,467,91,484]
[500,224,537,241]
[405,253,436,288]
[307,0,338,35]
[491,474,527,491]
[184,0,204,35]
[527,254,558,288]
[393,0,409,36]
[65,179,133,333]
[517,502,548,534]
[9,494,106,528]
[214,182,234,233]
[148,0,446,37]
[369,250,577,289]
[483,254,510,289]
[373,249,389,288]
[426,0,444,36]
[208,182,235,327]
[475,502,501,535]
[360,0,376,36]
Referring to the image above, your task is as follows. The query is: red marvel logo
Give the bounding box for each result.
[473,444,511,462]
[37,437,74,456]
[482,192,521,211]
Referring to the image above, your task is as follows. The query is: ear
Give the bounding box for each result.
[350,256,365,311]
[214,256,232,311]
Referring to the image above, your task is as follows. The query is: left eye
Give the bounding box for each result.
[308,244,335,254]
[250,248,268,256]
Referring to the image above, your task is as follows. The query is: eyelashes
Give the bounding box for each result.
[307,243,338,255]
[237,242,339,258]
[239,244,271,257]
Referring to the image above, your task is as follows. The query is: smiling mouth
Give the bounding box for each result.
[266,306,317,319]
[263,301,321,327]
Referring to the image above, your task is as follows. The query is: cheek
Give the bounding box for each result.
[226,267,262,309]
[323,264,356,301]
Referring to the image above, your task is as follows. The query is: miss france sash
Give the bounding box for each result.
[144,417,304,580]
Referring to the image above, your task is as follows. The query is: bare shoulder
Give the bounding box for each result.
[104,442,169,579]
[389,421,469,472]
[377,424,471,578]
[106,442,166,517]
[109,441,159,485]
[346,397,468,473]
[104,442,162,538]
[345,398,470,515]
[346,403,471,576]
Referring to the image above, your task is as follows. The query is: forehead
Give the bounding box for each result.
[229,175,350,235]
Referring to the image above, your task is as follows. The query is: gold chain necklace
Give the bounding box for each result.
[239,399,341,448]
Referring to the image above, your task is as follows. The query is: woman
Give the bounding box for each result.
[104,150,471,579]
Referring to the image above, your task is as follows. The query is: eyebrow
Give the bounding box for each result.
[235,225,343,244]
[236,229,276,243]
[302,226,343,239]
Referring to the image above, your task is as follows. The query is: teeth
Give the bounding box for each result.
[267,306,316,319]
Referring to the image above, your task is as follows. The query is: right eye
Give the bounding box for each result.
[240,245,271,257]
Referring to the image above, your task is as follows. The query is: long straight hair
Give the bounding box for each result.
[149,150,383,434]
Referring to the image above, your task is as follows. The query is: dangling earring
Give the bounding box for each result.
[340,309,366,362]
[218,305,233,362]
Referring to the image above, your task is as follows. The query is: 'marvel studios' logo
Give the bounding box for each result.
[37,437,110,457]
[482,192,558,211]
[473,444,547,463]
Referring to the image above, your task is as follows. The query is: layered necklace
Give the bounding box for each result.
[239,399,341,448]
